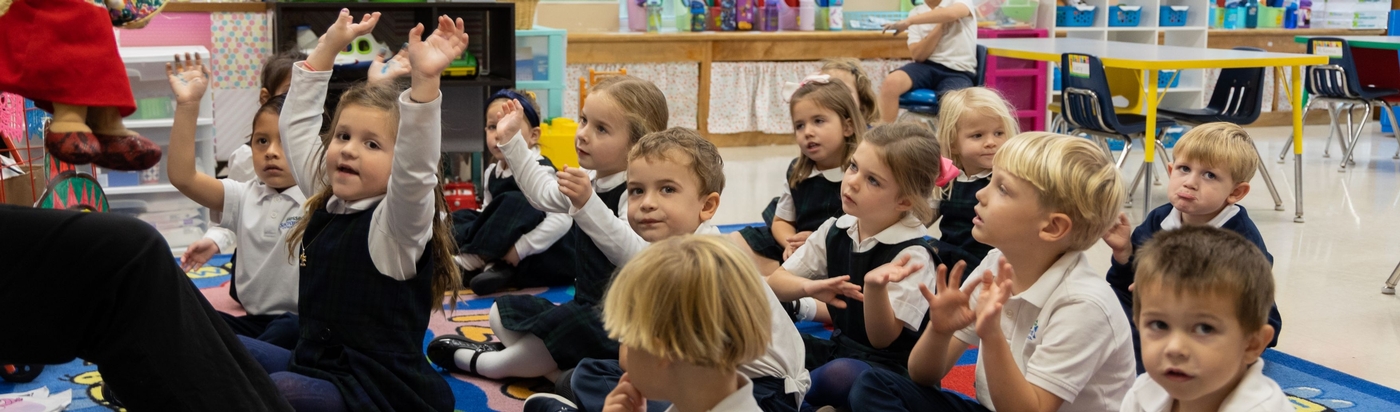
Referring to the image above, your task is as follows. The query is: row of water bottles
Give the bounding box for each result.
[631,0,845,32]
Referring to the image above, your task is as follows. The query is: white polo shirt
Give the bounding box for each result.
[662,375,763,412]
[955,249,1136,412]
[774,167,843,222]
[217,179,306,316]
[783,214,936,331]
[1121,359,1292,412]
[905,0,979,73]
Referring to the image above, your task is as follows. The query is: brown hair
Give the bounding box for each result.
[935,87,1020,170]
[788,79,865,188]
[862,123,943,224]
[591,75,669,145]
[820,58,880,125]
[285,82,462,310]
[994,132,1124,251]
[1134,226,1275,333]
[1171,122,1259,185]
[261,49,307,96]
[628,128,725,196]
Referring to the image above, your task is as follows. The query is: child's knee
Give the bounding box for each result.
[883,70,914,91]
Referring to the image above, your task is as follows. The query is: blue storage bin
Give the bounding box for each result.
[1056,6,1096,27]
[1162,126,1186,148]
[1108,5,1142,26]
[1160,5,1189,26]
[1053,65,1062,91]
[1157,70,1181,88]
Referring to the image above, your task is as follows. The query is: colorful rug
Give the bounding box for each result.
[3,253,1398,411]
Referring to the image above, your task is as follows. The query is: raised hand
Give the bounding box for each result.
[1104,212,1133,264]
[974,258,1016,340]
[803,275,864,309]
[865,254,926,288]
[367,48,412,86]
[166,53,209,106]
[602,373,648,412]
[558,166,594,210]
[920,261,980,335]
[495,99,530,146]
[408,15,469,79]
[320,9,380,55]
[180,238,220,273]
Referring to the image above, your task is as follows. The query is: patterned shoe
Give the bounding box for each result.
[523,393,579,412]
[427,334,503,376]
[44,130,101,165]
[93,133,162,171]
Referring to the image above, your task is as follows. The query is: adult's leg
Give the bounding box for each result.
[879,70,914,124]
[0,205,292,412]
[569,359,671,412]
[805,358,872,409]
[848,368,989,412]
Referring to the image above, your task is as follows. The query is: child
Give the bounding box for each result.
[731,74,865,280]
[930,87,1019,270]
[1122,226,1290,412]
[849,132,1135,412]
[820,58,880,126]
[601,236,775,412]
[426,75,669,382]
[765,123,943,409]
[1103,122,1282,373]
[239,12,466,411]
[164,54,303,350]
[449,89,575,295]
[877,0,979,124]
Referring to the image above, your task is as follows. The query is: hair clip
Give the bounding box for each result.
[782,73,834,103]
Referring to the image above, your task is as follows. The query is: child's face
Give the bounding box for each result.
[485,100,540,165]
[822,69,862,113]
[1167,156,1249,225]
[841,142,911,224]
[626,153,719,242]
[259,77,292,105]
[792,99,854,170]
[971,172,1054,249]
[954,110,1009,174]
[576,92,631,176]
[326,104,396,202]
[250,112,296,190]
[1138,286,1270,408]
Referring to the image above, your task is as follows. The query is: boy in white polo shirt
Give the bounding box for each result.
[850,132,1136,412]
[1121,226,1290,412]
[876,0,979,124]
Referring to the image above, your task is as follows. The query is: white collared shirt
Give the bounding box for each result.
[955,249,1137,412]
[481,155,573,259]
[1121,360,1292,412]
[931,169,991,210]
[774,167,843,222]
[1160,204,1240,231]
[227,144,257,183]
[783,214,936,330]
[211,179,305,316]
[498,129,628,220]
[662,375,763,412]
[281,63,441,281]
[905,0,979,72]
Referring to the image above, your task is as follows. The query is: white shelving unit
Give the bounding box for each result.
[105,46,216,253]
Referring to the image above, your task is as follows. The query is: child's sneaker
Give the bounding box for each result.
[523,393,579,412]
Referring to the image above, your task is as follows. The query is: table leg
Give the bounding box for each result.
[1291,65,1305,223]
[1142,69,1160,210]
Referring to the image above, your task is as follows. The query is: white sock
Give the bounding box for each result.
[455,254,485,271]
[489,304,526,346]
[796,297,818,322]
[454,333,559,379]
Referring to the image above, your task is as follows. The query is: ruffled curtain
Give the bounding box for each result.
[564,62,701,129]
[706,59,910,134]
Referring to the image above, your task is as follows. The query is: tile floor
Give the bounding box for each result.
[713,124,1400,390]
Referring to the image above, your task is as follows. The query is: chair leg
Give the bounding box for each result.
[1125,159,1148,208]
[1250,138,1285,211]
[1384,260,1400,295]
[1339,104,1372,171]
[1381,103,1400,160]
[1115,140,1134,170]
[1154,139,1172,186]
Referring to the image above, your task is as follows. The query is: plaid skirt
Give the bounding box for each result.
[496,295,619,369]
[739,225,787,262]
[452,191,545,259]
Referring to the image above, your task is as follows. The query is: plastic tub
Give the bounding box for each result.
[1108,5,1142,27]
[1160,5,1189,26]
[1056,5,1097,27]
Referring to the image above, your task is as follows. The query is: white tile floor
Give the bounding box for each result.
[714,124,1400,390]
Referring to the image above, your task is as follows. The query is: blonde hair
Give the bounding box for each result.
[820,58,880,125]
[994,132,1124,251]
[1170,122,1258,185]
[789,80,866,188]
[1134,226,1274,333]
[285,82,462,309]
[591,75,670,145]
[936,87,1020,171]
[602,236,772,371]
[628,128,726,196]
[862,124,943,224]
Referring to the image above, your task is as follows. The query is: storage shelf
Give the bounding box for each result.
[119,46,210,64]
[124,118,214,129]
[516,80,562,90]
[105,184,180,195]
[1157,26,1209,31]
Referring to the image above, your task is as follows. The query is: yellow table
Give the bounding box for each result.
[980,38,1328,222]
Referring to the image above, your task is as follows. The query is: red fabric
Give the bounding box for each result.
[0,0,136,116]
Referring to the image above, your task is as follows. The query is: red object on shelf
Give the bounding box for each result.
[978,28,1049,132]
[444,181,479,212]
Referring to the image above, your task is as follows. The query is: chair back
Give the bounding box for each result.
[1305,38,1361,99]
[1060,53,1125,134]
[1203,47,1267,124]
[975,45,988,86]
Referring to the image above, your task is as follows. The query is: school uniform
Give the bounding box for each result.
[208,179,306,349]
[935,170,993,269]
[897,0,979,94]
[663,376,765,412]
[1106,204,1283,372]
[784,214,938,374]
[740,159,845,261]
[1121,359,1292,412]
[450,153,576,288]
[850,249,1136,412]
[271,63,454,411]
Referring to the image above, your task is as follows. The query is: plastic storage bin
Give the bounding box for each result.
[1161,5,1190,26]
[1056,6,1097,27]
[1259,6,1285,27]
[1157,70,1181,88]
[977,0,1040,28]
[1108,5,1142,26]
[845,11,905,30]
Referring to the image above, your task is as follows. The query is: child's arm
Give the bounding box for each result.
[165,53,224,211]
[892,2,972,29]
[766,219,864,304]
[908,21,948,63]
[771,218,800,251]
[495,102,575,214]
[974,260,1067,412]
[769,187,799,250]
[1103,212,1145,296]
[559,168,647,265]
[862,251,931,349]
[511,211,573,263]
[370,16,467,281]
[908,261,979,386]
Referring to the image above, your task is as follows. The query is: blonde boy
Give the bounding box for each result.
[1122,226,1289,412]
[850,132,1135,412]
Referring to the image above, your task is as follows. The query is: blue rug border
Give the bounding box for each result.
[1264,350,1400,403]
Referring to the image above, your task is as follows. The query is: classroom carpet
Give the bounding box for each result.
[2,253,1397,411]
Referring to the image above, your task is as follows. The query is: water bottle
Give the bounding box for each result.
[721,0,738,30]
[1299,0,1311,28]
[737,0,755,30]
[828,0,843,31]
[764,0,780,31]
[799,0,816,30]
[1245,0,1259,28]
[692,0,708,31]
[1284,0,1297,28]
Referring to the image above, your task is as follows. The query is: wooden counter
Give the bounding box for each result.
[164,2,270,13]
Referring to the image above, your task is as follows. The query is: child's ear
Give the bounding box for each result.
[1244,324,1274,364]
[842,117,856,138]
[894,194,913,213]
[699,192,721,222]
[259,88,272,105]
[1038,212,1073,244]
[528,127,543,144]
[1226,181,1251,205]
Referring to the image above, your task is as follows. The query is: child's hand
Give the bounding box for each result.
[920,261,979,334]
[974,258,1015,340]
[882,19,912,34]
[1103,212,1133,264]
[781,231,813,260]
[367,48,412,86]
[180,238,220,273]
[504,248,521,266]
[803,276,864,309]
[166,53,209,106]
[603,373,648,412]
[495,99,530,146]
[865,254,925,288]
[783,243,799,260]
[408,15,468,80]
[318,9,380,54]
[558,166,594,210]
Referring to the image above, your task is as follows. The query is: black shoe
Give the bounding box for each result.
[781,300,801,323]
[523,393,579,412]
[470,264,516,295]
[101,383,125,408]
[427,334,504,376]
[554,368,579,405]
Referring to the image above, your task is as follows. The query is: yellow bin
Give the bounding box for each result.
[539,118,579,170]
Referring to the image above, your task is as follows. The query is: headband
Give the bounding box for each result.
[491,89,541,127]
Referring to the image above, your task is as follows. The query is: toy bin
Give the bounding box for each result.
[1157,70,1180,88]
[1108,5,1142,26]
[1056,6,1097,27]
[1258,6,1284,27]
[977,0,1040,28]
[1160,5,1189,26]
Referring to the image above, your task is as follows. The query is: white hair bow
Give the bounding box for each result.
[782,73,833,103]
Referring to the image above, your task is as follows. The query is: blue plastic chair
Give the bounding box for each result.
[897,45,988,128]
[1059,53,1176,207]
[1287,37,1400,171]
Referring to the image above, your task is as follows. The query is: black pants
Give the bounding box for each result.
[0,205,293,411]
[220,311,302,350]
[849,368,989,412]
